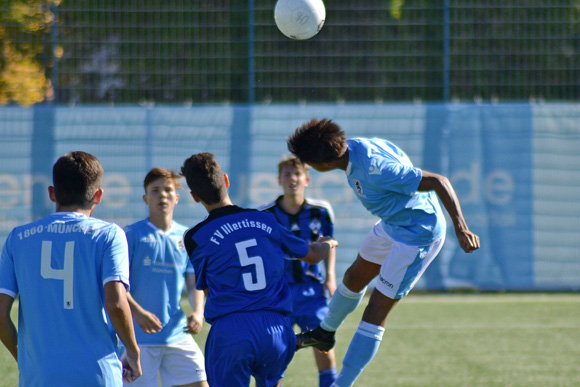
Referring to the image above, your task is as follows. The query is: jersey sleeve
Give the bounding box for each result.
[101,225,130,289]
[0,232,18,298]
[369,155,422,195]
[278,223,309,258]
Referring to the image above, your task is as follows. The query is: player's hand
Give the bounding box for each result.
[456,228,480,253]
[317,236,338,249]
[121,349,142,383]
[134,310,163,333]
[323,276,337,297]
[184,312,203,335]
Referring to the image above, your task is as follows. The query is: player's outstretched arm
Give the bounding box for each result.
[104,281,142,383]
[301,236,339,264]
[418,170,480,253]
[126,292,163,334]
[0,294,17,361]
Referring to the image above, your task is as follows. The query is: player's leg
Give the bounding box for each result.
[251,311,296,387]
[314,348,337,387]
[204,316,253,387]
[293,282,338,387]
[332,234,446,387]
[158,336,208,387]
[297,222,386,351]
[320,256,380,332]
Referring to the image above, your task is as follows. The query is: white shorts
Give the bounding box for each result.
[125,336,207,387]
[359,221,445,300]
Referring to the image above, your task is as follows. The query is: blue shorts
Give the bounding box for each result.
[289,281,329,332]
[205,310,296,387]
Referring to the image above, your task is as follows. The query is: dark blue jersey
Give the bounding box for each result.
[184,205,309,324]
[259,196,334,284]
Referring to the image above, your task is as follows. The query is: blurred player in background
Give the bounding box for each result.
[180,152,338,387]
[259,156,337,387]
[288,119,480,387]
[123,168,208,387]
[0,151,141,386]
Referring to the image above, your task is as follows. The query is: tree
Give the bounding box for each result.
[0,0,56,106]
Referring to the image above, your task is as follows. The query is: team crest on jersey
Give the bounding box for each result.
[309,219,321,234]
[170,236,186,251]
[143,257,152,266]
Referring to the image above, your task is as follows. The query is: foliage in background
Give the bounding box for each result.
[1,0,579,105]
[0,0,57,106]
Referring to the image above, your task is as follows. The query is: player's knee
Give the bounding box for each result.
[342,261,375,292]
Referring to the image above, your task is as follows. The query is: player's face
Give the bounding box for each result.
[143,177,179,215]
[279,165,310,196]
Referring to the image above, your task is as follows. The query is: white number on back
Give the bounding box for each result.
[41,241,75,309]
[236,239,266,291]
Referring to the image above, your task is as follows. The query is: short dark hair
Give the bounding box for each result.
[180,152,226,205]
[143,168,182,192]
[287,118,347,164]
[277,156,309,177]
[52,151,103,208]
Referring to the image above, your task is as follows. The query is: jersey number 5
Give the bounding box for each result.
[236,239,266,291]
[41,240,74,309]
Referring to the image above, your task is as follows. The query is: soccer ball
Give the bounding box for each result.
[274,0,326,40]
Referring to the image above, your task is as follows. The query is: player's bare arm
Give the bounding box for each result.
[323,244,337,297]
[126,291,163,333]
[104,281,142,383]
[301,236,339,264]
[418,170,480,253]
[0,294,18,361]
[185,273,204,334]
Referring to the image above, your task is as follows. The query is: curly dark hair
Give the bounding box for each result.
[287,118,347,165]
[180,152,227,205]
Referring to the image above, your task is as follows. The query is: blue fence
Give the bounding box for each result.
[1,103,579,291]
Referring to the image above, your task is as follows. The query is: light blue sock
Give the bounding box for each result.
[319,367,337,387]
[320,283,366,332]
[331,321,385,387]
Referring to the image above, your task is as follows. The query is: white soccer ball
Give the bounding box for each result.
[274,0,326,40]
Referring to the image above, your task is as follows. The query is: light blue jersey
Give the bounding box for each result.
[346,138,445,245]
[0,212,129,386]
[124,219,193,345]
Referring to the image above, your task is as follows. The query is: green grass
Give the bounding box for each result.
[1,293,579,386]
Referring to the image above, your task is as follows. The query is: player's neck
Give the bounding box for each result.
[148,213,173,232]
[280,194,304,215]
[204,197,234,213]
[335,152,349,170]
[55,204,94,217]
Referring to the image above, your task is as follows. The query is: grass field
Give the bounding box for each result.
[1,293,579,386]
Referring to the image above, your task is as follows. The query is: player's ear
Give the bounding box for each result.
[48,186,57,203]
[93,188,104,205]
[223,174,230,189]
[174,192,180,204]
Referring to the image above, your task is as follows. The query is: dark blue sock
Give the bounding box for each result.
[319,367,337,387]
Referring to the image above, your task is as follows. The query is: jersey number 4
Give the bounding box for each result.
[236,239,267,291]
[41,240,74,309]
